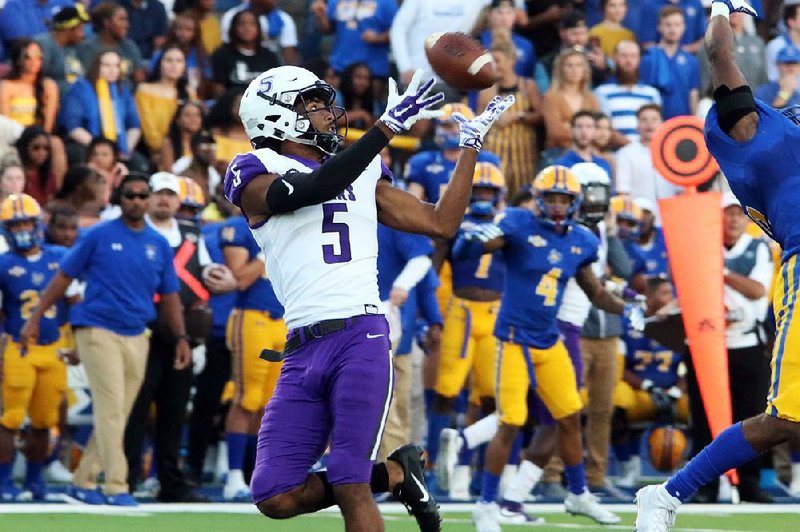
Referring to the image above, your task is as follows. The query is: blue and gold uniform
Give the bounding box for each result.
[493,207,599,424]
[632,228,669,278]
[437,162,507,404]
[0,194,66,432]
[406,104,502,318]
[615,326,688,422]
[437,214,506,402]
[221,215,286,412]
[705,100,800,421]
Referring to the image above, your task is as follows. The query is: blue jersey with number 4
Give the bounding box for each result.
[0,245,67,344]
[493,208,599,348]
[705,100,800,261]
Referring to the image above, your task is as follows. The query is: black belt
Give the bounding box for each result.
[259,317,351,362]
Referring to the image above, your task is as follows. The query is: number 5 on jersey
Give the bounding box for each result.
[535,267,562,306]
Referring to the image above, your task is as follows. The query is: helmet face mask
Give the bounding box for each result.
[579,182,610,225]
[241,66,347,156]
[609,195,642,241]
[532,165,582,230]
[469,162,506,217]
[0,194,43,252]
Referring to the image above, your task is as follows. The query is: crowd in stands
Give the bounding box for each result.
[0,0,796,510]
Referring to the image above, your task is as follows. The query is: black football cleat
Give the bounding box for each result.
[388,444,441,532]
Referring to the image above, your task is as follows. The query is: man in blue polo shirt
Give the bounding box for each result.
[638,0,706,54]
[20,173,190,506]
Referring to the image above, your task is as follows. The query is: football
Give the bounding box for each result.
[648,425,687,472]
[424,32,498,90]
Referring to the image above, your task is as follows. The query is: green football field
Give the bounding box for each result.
[2,504,800,532]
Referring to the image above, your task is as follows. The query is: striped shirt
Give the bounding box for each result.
[594,82,662,142]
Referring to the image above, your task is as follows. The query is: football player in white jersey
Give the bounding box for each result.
[223,66,514,532]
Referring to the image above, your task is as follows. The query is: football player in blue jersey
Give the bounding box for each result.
[428,162,507,499]
[610,195,649,292]
[635,1,800,529]
[454,166,644,531]
[0,194,68,501]
[631,197,670,280]
[614,276,687,490]
[406,104,504,318]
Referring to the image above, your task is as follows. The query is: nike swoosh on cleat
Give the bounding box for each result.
[282,179,294,195]
[410,473,430,503]
[366,333,385,339]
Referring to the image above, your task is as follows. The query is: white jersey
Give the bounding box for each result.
[240,148,387,329]
[557,222,608,327]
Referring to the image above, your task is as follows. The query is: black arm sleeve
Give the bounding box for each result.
[713,84,756,135]
[265,126,391,214]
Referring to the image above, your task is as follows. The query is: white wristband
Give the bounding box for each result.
[711,2,730,19]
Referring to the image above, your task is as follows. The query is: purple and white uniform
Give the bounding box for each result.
[224,147,395,503]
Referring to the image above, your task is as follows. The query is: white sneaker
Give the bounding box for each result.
[788,476,800,497]
[449,465,472,501]
[635,484,680,532]
[565,490,621,525]
[496,500,545,525]
[437,428,461,491]
[46,461,73,483]
[616,456,640,489]
[472,501,502,532]
[223,470,250,501]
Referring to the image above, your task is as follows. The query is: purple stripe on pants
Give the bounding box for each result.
[530,320,584,426]
[250,315,393,504]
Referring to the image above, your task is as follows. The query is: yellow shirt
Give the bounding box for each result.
[589,24,636,58]
[200,14,222,56]
[134,89,178,151]
[214,133,251,166]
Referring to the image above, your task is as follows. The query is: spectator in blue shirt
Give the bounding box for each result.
[755,46,800,109]
[639,5,700,119]
[477,0,536,78]
[556,110,614,180]
[638,0,706,54]
[311,0,397,82]
[20,172,190,506]
[118,0,168,60]
[0,0,72,51]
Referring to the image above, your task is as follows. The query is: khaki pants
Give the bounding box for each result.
[378,354,413,462]
[72,327,149,495]
[581,337,619,486]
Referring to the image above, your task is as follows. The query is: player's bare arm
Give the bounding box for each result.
[705,0,759,142]
[223,246,267,291]
[376,149,477,239]
[576,264,645,330]
[377,95,516,238]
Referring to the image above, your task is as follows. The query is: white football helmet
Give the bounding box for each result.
[571,162,611,225]
[240,66,345,155]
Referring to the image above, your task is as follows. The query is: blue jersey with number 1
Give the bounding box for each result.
[705,100,800,261]
[450,214,506,292]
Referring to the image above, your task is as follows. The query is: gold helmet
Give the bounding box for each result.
[469,162,505,216]
[0,193,43,251]
[532,165,582,228]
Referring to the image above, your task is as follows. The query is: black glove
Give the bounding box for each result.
[650,387,675,415]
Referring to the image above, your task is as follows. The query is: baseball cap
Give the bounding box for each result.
[53,4,90,30]
[150,172,180,194]
[777,46,800,64]
[721,191,741,209]
[634,197,656,214]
